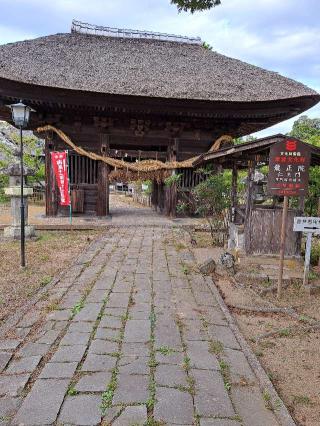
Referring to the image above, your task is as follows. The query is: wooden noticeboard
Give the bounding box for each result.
[267,138,311,197]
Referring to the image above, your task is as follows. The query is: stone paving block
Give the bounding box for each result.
[88,339,118,355]
[222,348,256,384]
[192,369,235,418]
[39,362,77,379]
[186,341,219,370]
[194,291,219,307]
[154,386,194,425]
[99,315,122,328]
[155,364,188,387]
[13,379,69,425]
[50,345,87,362]
[200,420,241,426]
[123,320,150,343]
[122,342,150,356]
[155,349,184,365]
[113,374,149,404]
[231,386,279,426]
[108,292,130,308]
[68,321,95,333]
[14,327,31,339]
[73,303,103,322]
[202,307,228,326]
[103,307,126,317]
[6,355,42,374]
[18,343,49,357]
[86,289,108,303]
[47,309,71,321]
[0,397,21,423]
[154,325,182,350]
[0,375,30,397]
[0,340,21,351]
[82,354,117,372]
[112,405,148,426]
[58,394,102,425]
[118,356,149,375]
[95,327,120,340]
[130,306,151,319]
[206,325,241,350]
[60,331,91,346]
[75,372,111,392]
[0,353,12,373]
[17,311,39,328]
[36,329,61,345]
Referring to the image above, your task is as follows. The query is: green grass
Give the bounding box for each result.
[157,346,175,356]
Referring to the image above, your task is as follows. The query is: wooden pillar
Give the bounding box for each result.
[96,135,110,216]
[151,180,158,211]
[165,138,178,218]
[96,162,109,216]
[45,138,58,216]
[244,159,255,254]
[230,161,238,223]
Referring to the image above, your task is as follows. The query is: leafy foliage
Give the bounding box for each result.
[171,0,221,13]
[289,115,320,215]
[177,168,230,242]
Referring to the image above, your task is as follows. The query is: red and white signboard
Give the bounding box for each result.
[267,138,311,196]
[50,151,71,206]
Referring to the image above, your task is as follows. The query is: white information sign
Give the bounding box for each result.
[293,217,320,234]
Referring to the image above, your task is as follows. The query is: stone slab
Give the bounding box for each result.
[0,374,30,397]
[75,372,111,392]
[123,320,150,343]
[6,355,41,374]
[118,356,149,375]
[155,364,188,387]
[50,345,87,362]
[113,374,149,404]
[58,394,101,426]
[73,303,103,322]
[186,341,220,370]
[88,339,119,355]
[154,386,194,425]
[0,352,12,373]
[81,354,117,372]
[39,362,78,379]
[13,379,69,425]
[0,340,20,351]
[60,332,91,346]
[231,386,279,426]
[112,405,148,426]
[192,369,235,418]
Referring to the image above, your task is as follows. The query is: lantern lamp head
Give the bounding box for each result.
[7,100,35,128]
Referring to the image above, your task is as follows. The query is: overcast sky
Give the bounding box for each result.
[0,0,319,137]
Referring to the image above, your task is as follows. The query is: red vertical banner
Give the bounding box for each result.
[50,151,71,206]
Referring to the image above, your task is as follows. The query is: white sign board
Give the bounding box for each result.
[293,217,320,234]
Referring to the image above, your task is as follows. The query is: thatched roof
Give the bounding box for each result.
[0,31,318,104]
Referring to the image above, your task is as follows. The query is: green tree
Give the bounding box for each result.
[288,115,320,215]
[0,124,45,191]
[171,0,221,13]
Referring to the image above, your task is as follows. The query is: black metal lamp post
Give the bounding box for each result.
[7,101,35,267]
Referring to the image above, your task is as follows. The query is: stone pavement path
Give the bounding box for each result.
[0,227,280,425]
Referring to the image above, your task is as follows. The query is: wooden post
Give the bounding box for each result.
[303,232,312,288]
[165,139,178,218]
[244,160,255,254]
[277,195,289,299]
[96,161,109,216]
[231,161,238,223]
[45,139,58,216]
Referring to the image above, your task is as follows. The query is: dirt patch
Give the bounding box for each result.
[188,227,320,426]
[0,230,101,324]
[216,276,320,426]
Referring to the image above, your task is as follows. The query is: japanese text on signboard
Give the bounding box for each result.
[267,138,311,196]
[50,151,71,206]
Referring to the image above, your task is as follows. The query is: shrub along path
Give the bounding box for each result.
[0,226,283,425]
